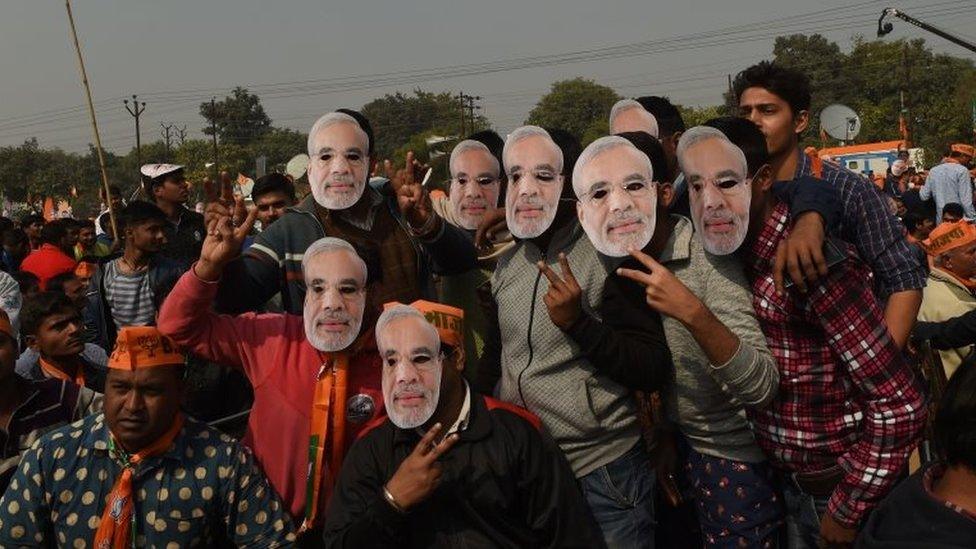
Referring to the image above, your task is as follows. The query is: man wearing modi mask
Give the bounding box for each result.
[206,109,477,316]
[323,301,597,548]
[0,326,295,548]
[609,130,784,546]
[158,204,383,540]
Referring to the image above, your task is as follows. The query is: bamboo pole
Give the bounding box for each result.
[65,0,119,241]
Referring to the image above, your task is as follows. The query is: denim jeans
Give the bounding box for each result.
[579,443,656,549]
[779,475,829,549]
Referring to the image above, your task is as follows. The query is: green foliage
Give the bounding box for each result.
[361,89,487,161]
[199,87,272,146]
[526,78,620,142]
[677,105,726,128]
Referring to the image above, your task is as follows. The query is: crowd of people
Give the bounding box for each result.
[0,60,974,548]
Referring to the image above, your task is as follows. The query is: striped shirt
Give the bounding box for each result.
[103,260,156,327]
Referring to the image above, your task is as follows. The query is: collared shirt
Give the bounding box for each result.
[0,379,100,491]
[160,205,205,265]
[920,160,976,223]
[16,344,108,394]
[795,149,926,299]
[743,201,927,527]
[0,413,296,547]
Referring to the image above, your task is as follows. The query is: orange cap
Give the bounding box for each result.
[923,221,976,257]
[108,326,184,370]
[951,143,975,158]
[383,300,465,349]
[0,309,12,340]
[74,261,95,278]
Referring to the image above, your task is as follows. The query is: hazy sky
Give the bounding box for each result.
[1,0,972,153]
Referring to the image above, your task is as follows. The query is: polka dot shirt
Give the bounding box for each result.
[0,413,296,547]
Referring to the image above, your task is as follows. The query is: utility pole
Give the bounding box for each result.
[160,122,174,160]
[210,97,219,180]
[123,94,147,169]
[464,94,482,133]
[176,125,187,146]
[457,91,466,136]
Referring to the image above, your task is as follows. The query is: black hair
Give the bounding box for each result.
[11,271,39,296]
[467,130,505,171]
[19,213,43,229]
[38,219,70,246]
[935,356,976,469]
[20,291,78,337]
[544,128,583,201]
[732,61,812,115]
[616,131,671,184]
[704,116,771,177]
[0,217,13,237]
[47,272,79,295]
[635,96,686,137]
[2,228,27,247]
[100,185,122,198]
[76,219,96,231]
[943,203,965,219]
[119,200,167,231]
[335,108,375,157]
[252,173,296,202]
[902,211,932,234]
[98,213,113,234]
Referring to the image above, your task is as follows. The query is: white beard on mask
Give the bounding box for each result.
[695,209,749,255]
[506,195,558,239]
[304,308,362,352]
[384,367,442,429]
[310,173,366,211]
[583,208,656,257]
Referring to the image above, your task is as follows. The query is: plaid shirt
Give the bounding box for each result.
[744,201,927,527]
[795,150,926,299]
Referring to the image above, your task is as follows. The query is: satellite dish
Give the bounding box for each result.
[286,153,309,180]
[820,104,861,141]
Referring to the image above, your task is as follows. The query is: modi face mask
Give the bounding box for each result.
[302,240,368,352]
[574,137,657,257]
[306,113,370,211]
[680,130,752,255]
[449,140,501,231]
[503,127,565,239]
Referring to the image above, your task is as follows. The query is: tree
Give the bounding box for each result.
[200,87,272,147]
[361,90,487,161]
[677,105,726,128]
[526,78,620,142]
[250,128,308,174]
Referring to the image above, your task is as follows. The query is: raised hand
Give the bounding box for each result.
[384,423,459,511]
[387,151,433,230]
[537,253,582,331]
[616,248,705,326]
[203,171,238,227]
[195,196,257,282]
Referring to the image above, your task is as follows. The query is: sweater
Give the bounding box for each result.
[157,269,384,523]
[650,215,778,463]
[918,267,976,379]
[480,220,673,477]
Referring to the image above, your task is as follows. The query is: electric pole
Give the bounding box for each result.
[176,125,188,146]
[464,94,482,134]
[123,94,147,170]
[457,91,466,136]
[160,122,174,160]
[210,97,219,180]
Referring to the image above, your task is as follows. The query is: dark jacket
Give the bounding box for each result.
[216,184,478,315]
[322,393,599,549]
[856,463,976,548]
[915,308,976,350]
[83,254,184,351]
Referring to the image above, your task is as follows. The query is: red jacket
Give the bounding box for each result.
[20,244,76,290]
[157,269,384,523]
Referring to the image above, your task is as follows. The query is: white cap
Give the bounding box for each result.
[140,163,184,180]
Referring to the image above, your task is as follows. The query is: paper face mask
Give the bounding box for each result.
[574,138,657,257]
[683,137,752,255]
[378,313,443,430]
[449,142,501,231]
[303,249,367,352]
[307,114,370,211]
[504,129,564,239]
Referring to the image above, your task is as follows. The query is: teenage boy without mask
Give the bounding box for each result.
[251,173,297,230]
[734,60,926,348]
[206,109,477,317]
[710,116,926,548]
[324,303,597,548]
[141,163,206,265]
[610,131,783,547]
[16,292,107,393]
[475,125,672,548]
[83,201,183,352]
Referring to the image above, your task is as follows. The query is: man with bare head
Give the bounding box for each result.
[609,99,660,138]
[448,140,502,231]
[503,126,565,239]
